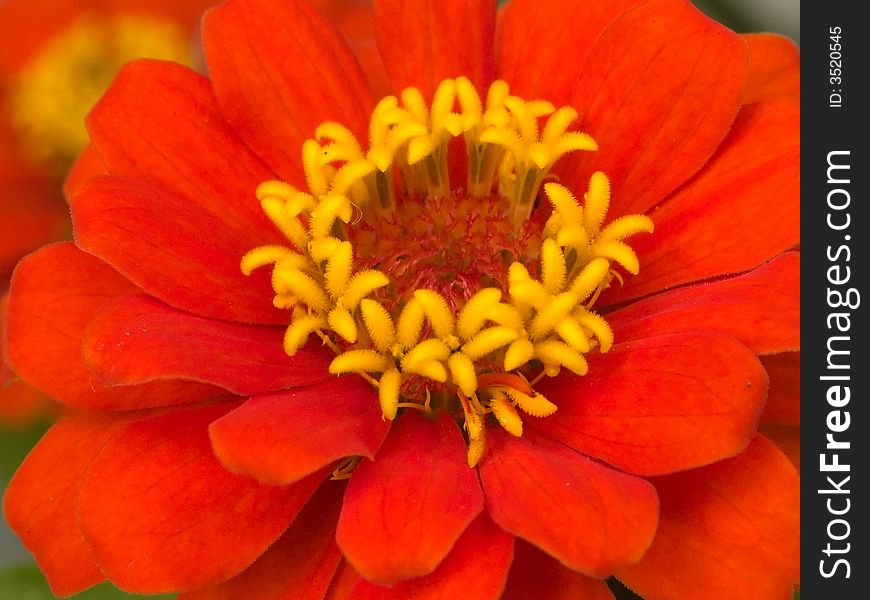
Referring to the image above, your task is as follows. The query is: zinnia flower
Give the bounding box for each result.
[0,0,217,423]
[3,0,800,598]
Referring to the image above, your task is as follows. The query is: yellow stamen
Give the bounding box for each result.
[241,77,654,467]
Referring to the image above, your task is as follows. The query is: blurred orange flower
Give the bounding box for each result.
[0,0,218,423]
[3,0,799,598]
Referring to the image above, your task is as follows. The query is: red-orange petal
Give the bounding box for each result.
[559,0,747,219]
[83,294,331,395]
[313,0,392,99]
[373,0,495,100]
[209,376,389,484]
[497,0,642,104]
[609,252,799,354]
[3,414,118,596]
[63,143,108,202]
[744,33,800,104]
[336,411,484,585]
[480,427,658,578]
[616,435,800,599]
[72,175,284,324]
[178,481,345,600]
[5,242,220,410]
[503,540,616,600]
[351,514,514,600]
[78,403,325,593]
[761,351,800,425]
[0,182,67,280]
[86,59,280,247]
[533,333,767,476]
[203,0,373,184]
[607,100,799,303]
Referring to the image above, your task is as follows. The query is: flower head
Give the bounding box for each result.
[3,0,800,598]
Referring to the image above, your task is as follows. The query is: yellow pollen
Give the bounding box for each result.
[8,12,193,172]
[242,78,654,467]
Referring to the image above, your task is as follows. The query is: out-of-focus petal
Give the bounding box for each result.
[761,351,800,425]
[479,428,658,578]
[502,540,616,600]
[4,414,117,596]
[534,333,767,475]
[209,376,389,484]
[373,0,495,100]
[609,252,799,354]
[5,243,221,410]
[608,100,799,302]
[617,435,800,599]
[86,59,280,248]
[203,0,373,184]
[560,0,747,218]
[178,481,345,600]
[78,403,325,593]
[350,514,514,600]
[744,33,800,104]
[336,411,484,585]
[83,294,331,395]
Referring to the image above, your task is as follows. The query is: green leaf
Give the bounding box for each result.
[0,564,175,600]
[0,421,51,483]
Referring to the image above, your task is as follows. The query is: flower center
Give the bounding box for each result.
[244,78,654,467]
[8,12,192,172]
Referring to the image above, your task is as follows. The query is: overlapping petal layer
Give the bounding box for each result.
[5,243,220,410]
[617,435,800,598]
[203,0,373,183]
[560,0,747,219]
[77,403,325,593]
[373,0,495,100]
[4,415,117,596]
[336,412,484,584]
[480,428,659,578]
[534,333,767,475]
[83,294,332,394]
[608,100,800,302]
[209,376,389,484]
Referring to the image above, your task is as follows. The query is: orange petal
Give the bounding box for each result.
[203,0,373,184]
[72,175,285,324]
[83,294,332,395]
[178,481,345,600]
[313,0,392,99]
[609,252,799,354]
[78,403,325,593]
[616,435,800,599]
[373,0,495,100]
[336,411,484,584]
[761,351,800,425]
[351,514,514,600]
[503,540,616,600]
[560,0,747,218]
[86,59,279,246]
[480,428,658,578]
[324,560,361,600]
[209,376,389,484]
[608,100,799,302]
[497,0,642,104]
[744,33,800,104]
[5,242,221,410]
[63,143,108,202]
[534,333,767,475]
[3,414,117,596]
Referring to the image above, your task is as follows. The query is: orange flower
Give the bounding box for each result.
[3,0,799,598]
[0,0,218,423]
